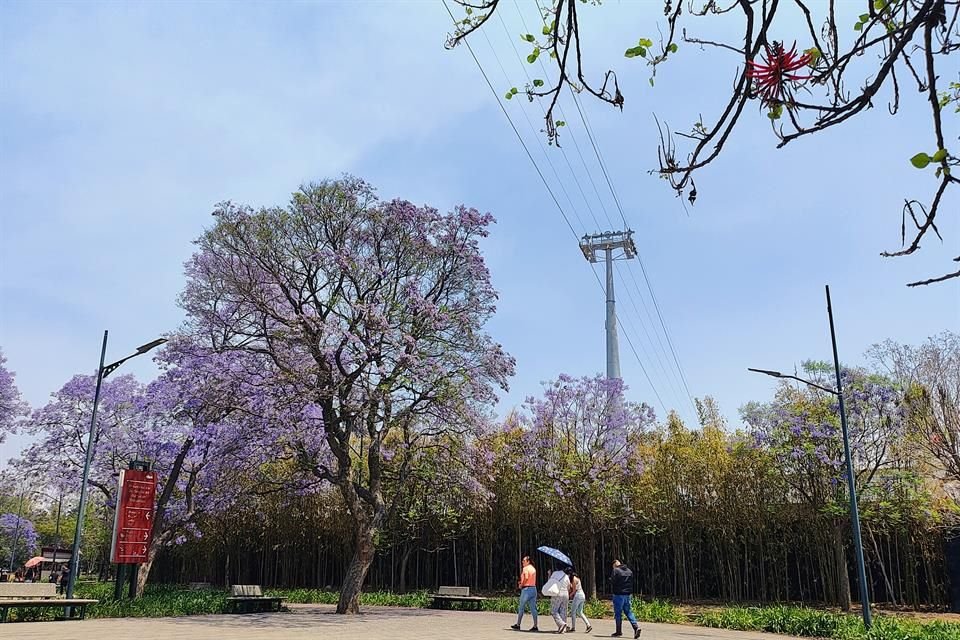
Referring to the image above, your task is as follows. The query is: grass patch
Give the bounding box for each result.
[695,605,960,640]
[4,583,227,622]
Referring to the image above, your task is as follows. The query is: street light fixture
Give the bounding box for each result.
[64,332,167,610]
[747,285,872,629]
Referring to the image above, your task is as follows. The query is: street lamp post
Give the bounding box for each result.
[747,285,872,629]
[64,332,166,611]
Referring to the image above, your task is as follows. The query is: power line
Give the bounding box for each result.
[478,24,590,236]
[568,87,698,414]
[441,0,580,242]
[498,9,610,233]
[444,0,671,419]
[511,2,695,418]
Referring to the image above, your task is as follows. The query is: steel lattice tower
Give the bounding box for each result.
[579,230,637,380]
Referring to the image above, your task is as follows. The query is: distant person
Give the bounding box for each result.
[511,556,539,631]
[58,565,71,594]
[610,560,640,638]
[544,563,571,633]
[567,568,592,633]
[49,569,59,585]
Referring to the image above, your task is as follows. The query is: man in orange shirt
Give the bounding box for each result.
[511,555,539,631]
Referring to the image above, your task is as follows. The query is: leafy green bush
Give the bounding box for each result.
[584,598,607,619]
[696,605,960,640]
[632,598,684,623]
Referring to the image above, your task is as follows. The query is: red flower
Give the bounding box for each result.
[746,41,812,105]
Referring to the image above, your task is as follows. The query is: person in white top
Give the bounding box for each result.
[543,564,571,633]
[567,569,592,633]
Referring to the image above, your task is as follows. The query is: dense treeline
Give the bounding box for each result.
[150,356,956,607]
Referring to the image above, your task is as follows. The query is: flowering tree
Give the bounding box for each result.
[178,176,514,613]
[516,374,655,598]
[128,341,257,596]
[16,374,145,501]
[0,349,29,443]
[741,362,907,608]
[381,432,492,591]
[0,513,38,569]
[14,361,244,595]
[447,0,959,286]
[870,332,960,504]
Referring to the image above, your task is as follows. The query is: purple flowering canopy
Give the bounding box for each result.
[15,353,252,595]
[0,349,29,443]
[510,373,655,598]
[16,373,146,499]
[741,362,906,513]
[177,176,514,613]
[0,513,38,568]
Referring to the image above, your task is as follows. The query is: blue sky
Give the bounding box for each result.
[1,1,957,464]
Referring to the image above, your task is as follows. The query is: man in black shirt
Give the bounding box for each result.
[610,560,641,638]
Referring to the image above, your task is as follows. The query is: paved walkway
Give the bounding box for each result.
[7,604,803,640]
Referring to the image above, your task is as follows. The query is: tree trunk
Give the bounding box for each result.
[398,545,414,593]
[337,520,377,614]
[135,536,164,597]
[833,521,852,611]
[486,535,493,591]
[867,525,898,605]
[587,533,598,601]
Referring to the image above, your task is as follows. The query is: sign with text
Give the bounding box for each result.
[110,469,157,564]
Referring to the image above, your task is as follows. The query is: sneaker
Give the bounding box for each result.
[531,627,539,632]
[512,624,521,630]
[611,633,623,638]
[633,628,642,639]
[586,626,593,633]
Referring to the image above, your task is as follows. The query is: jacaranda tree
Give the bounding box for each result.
[518,374,655,598]
[0,513,38,569]
[0,348,29,443]
[178,176,514,613]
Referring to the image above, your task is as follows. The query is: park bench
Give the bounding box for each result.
[429,585,487,610]
[189,581,211,590]
[0,582,99,622]
[225,584,284,614]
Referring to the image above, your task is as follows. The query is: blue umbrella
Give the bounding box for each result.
[537,545,573,567]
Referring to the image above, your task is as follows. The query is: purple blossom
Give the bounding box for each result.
[0,349,30,443]
[0,513,38,565]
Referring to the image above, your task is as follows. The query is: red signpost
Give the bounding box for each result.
[110,469,157,564]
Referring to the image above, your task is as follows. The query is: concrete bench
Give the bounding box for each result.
[429,586,487,610]
[225,584,283,614]
[0,583,58,598]
[0,582,98,622]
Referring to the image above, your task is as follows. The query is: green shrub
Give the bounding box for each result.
[696,605,960,640]
[632,599,684,624]
[584,598,607,619]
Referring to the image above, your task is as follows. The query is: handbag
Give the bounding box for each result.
[541,577,561,597]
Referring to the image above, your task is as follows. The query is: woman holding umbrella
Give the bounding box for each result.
[543,562,571,633]
[537,546,573,634]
